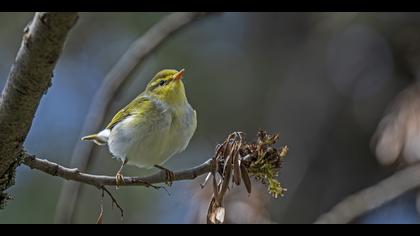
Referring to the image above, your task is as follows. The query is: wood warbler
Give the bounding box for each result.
[82,69,197,185]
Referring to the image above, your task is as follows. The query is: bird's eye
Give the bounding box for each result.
[159,80,165,86]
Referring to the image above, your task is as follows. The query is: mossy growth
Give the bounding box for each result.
[240,130,288,198]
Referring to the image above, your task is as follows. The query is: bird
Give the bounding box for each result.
[81,68,197,186]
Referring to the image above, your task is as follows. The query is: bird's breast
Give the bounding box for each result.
[108,100,196,168]
[170,102,197,152]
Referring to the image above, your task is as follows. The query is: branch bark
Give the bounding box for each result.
[23,153,211,188]
[314,163,420,224]
[0,12,78,208]
[55,12,216,223]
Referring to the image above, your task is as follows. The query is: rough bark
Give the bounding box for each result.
[0,12,78,208]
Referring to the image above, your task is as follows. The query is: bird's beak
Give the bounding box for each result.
[173,68,185,81]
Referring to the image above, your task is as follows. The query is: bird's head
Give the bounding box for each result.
[146,69,187,105]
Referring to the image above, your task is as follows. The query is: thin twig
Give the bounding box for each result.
[24,152,210,222]
[55,12,216,223]
[314,162,420,224]
[101,186,124,221]
[96,190,104,224]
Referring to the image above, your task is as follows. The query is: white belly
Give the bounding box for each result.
[107,103,196,169]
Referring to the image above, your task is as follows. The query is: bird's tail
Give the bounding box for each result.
[81,133,107,145]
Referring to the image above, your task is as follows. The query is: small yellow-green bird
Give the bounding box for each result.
[81,69,197,184]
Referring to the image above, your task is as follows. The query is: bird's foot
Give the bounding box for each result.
[154,165,175,186]
[115,171,125,189]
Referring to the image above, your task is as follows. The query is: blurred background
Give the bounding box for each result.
[1,12,420,223]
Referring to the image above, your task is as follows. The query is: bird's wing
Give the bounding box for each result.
[105,95,152,130]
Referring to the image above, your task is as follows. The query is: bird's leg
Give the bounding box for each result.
[154,164,175,186]
[115,159,128,188]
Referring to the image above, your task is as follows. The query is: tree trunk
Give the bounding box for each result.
[0,12,78,208]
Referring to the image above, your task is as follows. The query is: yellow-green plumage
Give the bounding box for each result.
[105,96,151,130]
[82,69,197,169]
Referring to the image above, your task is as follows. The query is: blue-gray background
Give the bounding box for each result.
[0,12,419,223]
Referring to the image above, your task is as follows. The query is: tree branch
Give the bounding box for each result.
[0,12,78,208]
[314,162,420,224]
[55,12,216,223]
[23,153,212,188]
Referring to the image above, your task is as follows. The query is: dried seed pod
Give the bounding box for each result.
[212,172,219,200]
[206,197,216,224]
[223,142,231,160]
[215,206,225,223]
[219,157,232,198]
[205,130,288,224]
[240,163,252,194]
[233,148,241,186]
[201,172,212,189]
[207,196,225,224]
[223,142,236,174]
[207,196,217,224]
